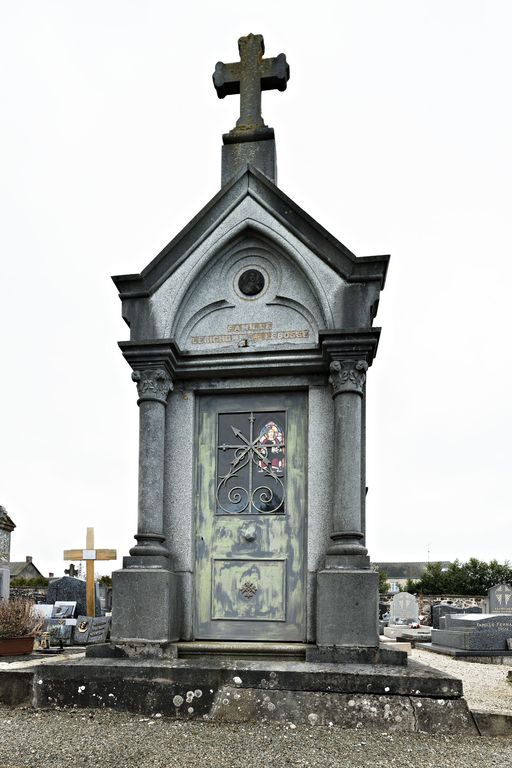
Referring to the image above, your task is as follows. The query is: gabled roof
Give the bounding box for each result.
[112,165,389,299]
[0,507,15,533]
[6,561,44,579]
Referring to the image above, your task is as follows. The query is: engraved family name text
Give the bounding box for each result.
[190,322,310,345]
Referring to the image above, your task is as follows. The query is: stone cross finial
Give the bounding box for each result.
[213,34,289,141]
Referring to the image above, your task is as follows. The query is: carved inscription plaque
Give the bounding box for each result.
[190,321,310,346]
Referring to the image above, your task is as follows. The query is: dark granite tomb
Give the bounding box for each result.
[431,613,512,651]
[432,603,482,629]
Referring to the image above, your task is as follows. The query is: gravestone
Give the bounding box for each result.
[431,613,512,651]
[488,583,512,614]
[432,603,482,629]
[389,593,419,625]
[0,565,9,601]
[74,615,111,645]
[46,576,100,617]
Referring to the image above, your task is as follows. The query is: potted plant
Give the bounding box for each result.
[0,598,43,656]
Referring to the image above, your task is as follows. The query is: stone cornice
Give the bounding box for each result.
[0,509,15,533]
[118,328,381,381]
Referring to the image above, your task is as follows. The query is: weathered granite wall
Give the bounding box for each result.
[0,528,10,561]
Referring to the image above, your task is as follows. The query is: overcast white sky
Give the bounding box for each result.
[1,1,510,578]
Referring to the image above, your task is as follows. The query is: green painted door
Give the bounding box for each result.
[195,391,307,641]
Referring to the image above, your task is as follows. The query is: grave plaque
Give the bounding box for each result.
[389,592,419,625]
[74,615,111,645]
[73,616,92,643]
[87,616,111,644]
[52,601,77,618]
[44,619,74,646]
[488,583,512,615]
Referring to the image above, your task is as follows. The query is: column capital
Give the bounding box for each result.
[329,360,368,397]
[132,368,173,405]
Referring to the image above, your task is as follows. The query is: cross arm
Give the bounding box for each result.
[64,549,84,560]
[213,62,241,98]
[96,549,117,560]
[259,54,289,92]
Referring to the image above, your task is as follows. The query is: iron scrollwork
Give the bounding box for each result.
[216,412,285,515]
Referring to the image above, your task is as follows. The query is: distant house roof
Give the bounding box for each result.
[373,562,451,580]
[0,506,16,533]
[6,561,44,579]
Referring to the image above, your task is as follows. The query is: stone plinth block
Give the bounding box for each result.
[221,139,276,186]
[316,568,379,648]
[111,568,178,645]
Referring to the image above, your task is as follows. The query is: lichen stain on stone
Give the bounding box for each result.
[173,695,184,707]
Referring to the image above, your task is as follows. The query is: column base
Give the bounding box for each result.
[129,533,169,558]
[316,568,379,648]
[325,553,371,569]
[123,555,170,569]
[111,567,179,644]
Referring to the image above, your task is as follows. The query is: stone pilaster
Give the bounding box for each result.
[130,369,173,559]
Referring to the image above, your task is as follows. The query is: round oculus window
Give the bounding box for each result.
[238,269,265,297]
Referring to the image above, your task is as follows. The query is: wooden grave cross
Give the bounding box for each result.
[64,527,116,617]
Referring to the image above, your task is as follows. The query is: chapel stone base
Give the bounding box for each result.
[0,655,476,734]
[110,566,179,655]
[314,568,380,652]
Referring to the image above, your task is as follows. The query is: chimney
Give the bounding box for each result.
[25,555,32,563]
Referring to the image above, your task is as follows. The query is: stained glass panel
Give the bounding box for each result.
[216,411,286,515]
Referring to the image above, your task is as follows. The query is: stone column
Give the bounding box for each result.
[111,367,179,653]
[129,368,173,559]
[311,358,379,656]
[326,359,369,566]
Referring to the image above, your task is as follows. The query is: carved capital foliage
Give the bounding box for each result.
[132,369,173,403]
[329,360,368,397]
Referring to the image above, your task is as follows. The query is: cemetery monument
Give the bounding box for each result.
[110,33,390,659]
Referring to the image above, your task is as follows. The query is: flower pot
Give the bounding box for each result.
[0,636,35,656]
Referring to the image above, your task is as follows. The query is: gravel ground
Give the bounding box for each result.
[0,706,512,768]
[411,648,512,715]
[0,651,511,767]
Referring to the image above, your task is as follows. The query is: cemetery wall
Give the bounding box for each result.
[9,587,48,602]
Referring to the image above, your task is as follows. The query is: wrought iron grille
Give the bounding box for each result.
[216,410,286,514]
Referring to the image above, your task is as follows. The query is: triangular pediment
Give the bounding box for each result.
[112,166,389,299]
